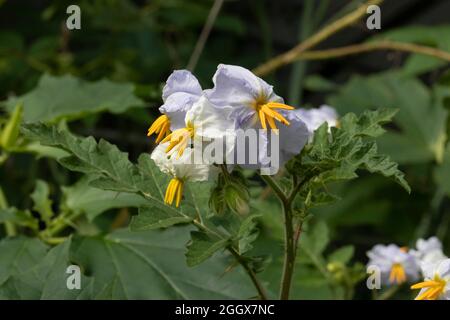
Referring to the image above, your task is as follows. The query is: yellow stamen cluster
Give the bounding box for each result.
[147,115,171,143]
[253,101,294,131]
[411,277,446,300]
[161,123,194,158]
[389,263,407,284]
[164,178,184,207]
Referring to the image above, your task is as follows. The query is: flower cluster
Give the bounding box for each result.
[147,64,338,207]
[367,237,449,300]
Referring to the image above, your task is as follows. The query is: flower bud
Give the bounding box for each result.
[224,182,249,215]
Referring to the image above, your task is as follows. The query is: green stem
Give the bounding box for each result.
[262,174,313,299]
[260,175,288,205]
[279,201,295,299]
[0,186,16,236]
[229,247,268,300]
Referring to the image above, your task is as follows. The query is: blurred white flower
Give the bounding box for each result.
[411,237,448,273]
[294,105,339,137]
[367,244,420,286]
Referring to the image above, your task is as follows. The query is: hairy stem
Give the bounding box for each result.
[280,201,295,299]
[253,0,384,76]
[260,174,288,205]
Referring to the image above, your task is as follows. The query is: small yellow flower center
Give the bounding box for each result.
[164,178,184,207]
[252,98,294,131]
[161,121,195,158]
[411,276,446,300]
[147,115,171,143]
[389,263,406,284]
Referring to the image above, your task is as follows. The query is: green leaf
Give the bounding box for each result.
[294,108,410,193]
[0,208,39,230]
[328,245,354,265]
[339,108,398,138]
[0,102,22,149]
[5,74,145,123]
[0,239,93,299]
[0,237,47,287]
[30,179,53,223]
[328,72,447,164]
[21,123,209,228]
[373,25,450,76]
[235,214,260,254]
[434,143,450,195]
[62,176,149,221]
[70,227,253,299]
[186,231,229,267]
[131,206,194,230]
[300,220,329,256]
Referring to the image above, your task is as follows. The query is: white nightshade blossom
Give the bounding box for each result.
[161,95,236,161]
[151,143,215,207]
[367,244,420,286]
[295,105,339,137]
[411,258,450,300]
[148,70,202,143]
[206,64,309,168]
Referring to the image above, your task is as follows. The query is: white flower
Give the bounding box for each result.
[151,143,215,207]
[410,237,448,276]
[367,244,420,286]
[411,258,450,300]
[205,64,309,168]
[161,95,235,160]
[294,105,339,137]
[148,70,202,143]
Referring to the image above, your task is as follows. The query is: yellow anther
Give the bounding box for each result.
[164,178,184,207]
[147,115,171,143]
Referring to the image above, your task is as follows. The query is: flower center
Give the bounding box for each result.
[161,122,195,158]
[389,263,406,284]
[252,100,294,131]
[147,114,171,143]
[164,178,184,207]
[411,276,446,300]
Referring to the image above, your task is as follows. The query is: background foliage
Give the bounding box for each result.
[0,0,449,299]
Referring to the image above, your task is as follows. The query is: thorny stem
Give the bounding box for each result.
[252,0,384,76]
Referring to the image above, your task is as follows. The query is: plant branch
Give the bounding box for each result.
[187,0,224,71]
[252,0,384,76]
[260,174,288,205]
[0,186,17,236]
[292,40,450,62]
[229,247,269,300]
[279,201,295,300]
